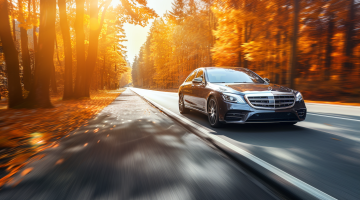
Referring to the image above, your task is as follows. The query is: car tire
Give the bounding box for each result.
[207,97,222,128]
[179,93,190,114]
[281,122,297,125]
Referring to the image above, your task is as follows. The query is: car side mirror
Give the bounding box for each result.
[264,78,270,83]
[192,77,203,83]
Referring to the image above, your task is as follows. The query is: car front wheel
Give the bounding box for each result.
[207,97,222,128]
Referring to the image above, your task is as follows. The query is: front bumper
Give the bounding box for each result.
[217,97,307,124]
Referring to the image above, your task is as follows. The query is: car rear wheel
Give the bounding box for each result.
[179,93,190,114]
[208,97,222,128]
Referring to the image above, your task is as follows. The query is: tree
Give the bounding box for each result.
[74,0,157,98]
[82,0,112,97]
[169,0,185,25]
[58,0,73,99]
[73,0,86,97]
[17,0,32,91]
[0,0,23,108]
[342,0,356,88]
[288,0,300,88]
[28,0,56,107]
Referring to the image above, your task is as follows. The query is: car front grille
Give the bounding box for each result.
[246,94,295,109]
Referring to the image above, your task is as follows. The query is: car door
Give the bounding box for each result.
[192,69,207,112]
[182,69,197,108]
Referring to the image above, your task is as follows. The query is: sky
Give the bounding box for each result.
[117,0,174,65]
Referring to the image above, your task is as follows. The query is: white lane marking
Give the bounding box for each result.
[131,88,337,200]
[307,113,360,122]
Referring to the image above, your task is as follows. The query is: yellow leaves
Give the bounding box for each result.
[29,132,51,146]
[90,17,100,31]
[84,14,90,25]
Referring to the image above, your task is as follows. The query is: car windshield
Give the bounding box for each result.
[206,68,265,83]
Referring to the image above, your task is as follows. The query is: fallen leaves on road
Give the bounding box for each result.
[0,90,123,187]
[21,168,33,176]
[55,159,64,165]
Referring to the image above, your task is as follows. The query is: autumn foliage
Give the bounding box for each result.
[132,0,360,101]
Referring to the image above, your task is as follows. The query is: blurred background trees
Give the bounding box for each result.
[132,0,360,101]
[0,0,157,108]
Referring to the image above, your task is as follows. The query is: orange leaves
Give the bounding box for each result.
[55,159,64,165]
[0,90,123,187]
[21,168,33,176]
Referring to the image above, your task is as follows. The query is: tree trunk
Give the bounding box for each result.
[82,0,111,97]
[101,55,105,89]
[288,0,299,89]
[9,0,17,42]
[74,0,86,97]
[324,13,334,81]
[18,0,32,91]
[50,62,57,93]
[0,0,23,108]
[342,0,355,87]
[29,0,56,107]
[243,21,249,68]
[58,0,73,99]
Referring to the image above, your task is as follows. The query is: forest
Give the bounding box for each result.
[0,0,153,108]
[132,0,360,101]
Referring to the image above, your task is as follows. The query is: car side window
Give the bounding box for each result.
[195,70,203,78]
[186,70,197,82]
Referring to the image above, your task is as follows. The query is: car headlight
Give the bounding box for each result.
[296,92,303,102]
[222,93,245,103]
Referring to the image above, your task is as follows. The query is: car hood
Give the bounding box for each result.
[211,83,293,94]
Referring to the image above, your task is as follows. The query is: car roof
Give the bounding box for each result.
[198,67,248,71]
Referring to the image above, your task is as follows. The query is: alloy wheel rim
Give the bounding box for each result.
[208,100,217,125]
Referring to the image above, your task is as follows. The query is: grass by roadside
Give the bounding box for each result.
[0,89,124,187]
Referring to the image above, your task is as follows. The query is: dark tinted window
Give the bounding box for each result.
[206,68,265,83]
[185,70,197,82]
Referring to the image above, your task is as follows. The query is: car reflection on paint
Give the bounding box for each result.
[178,67,307,127]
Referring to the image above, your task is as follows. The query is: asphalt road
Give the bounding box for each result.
[0,89,278,200]
[132,88,360,200]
